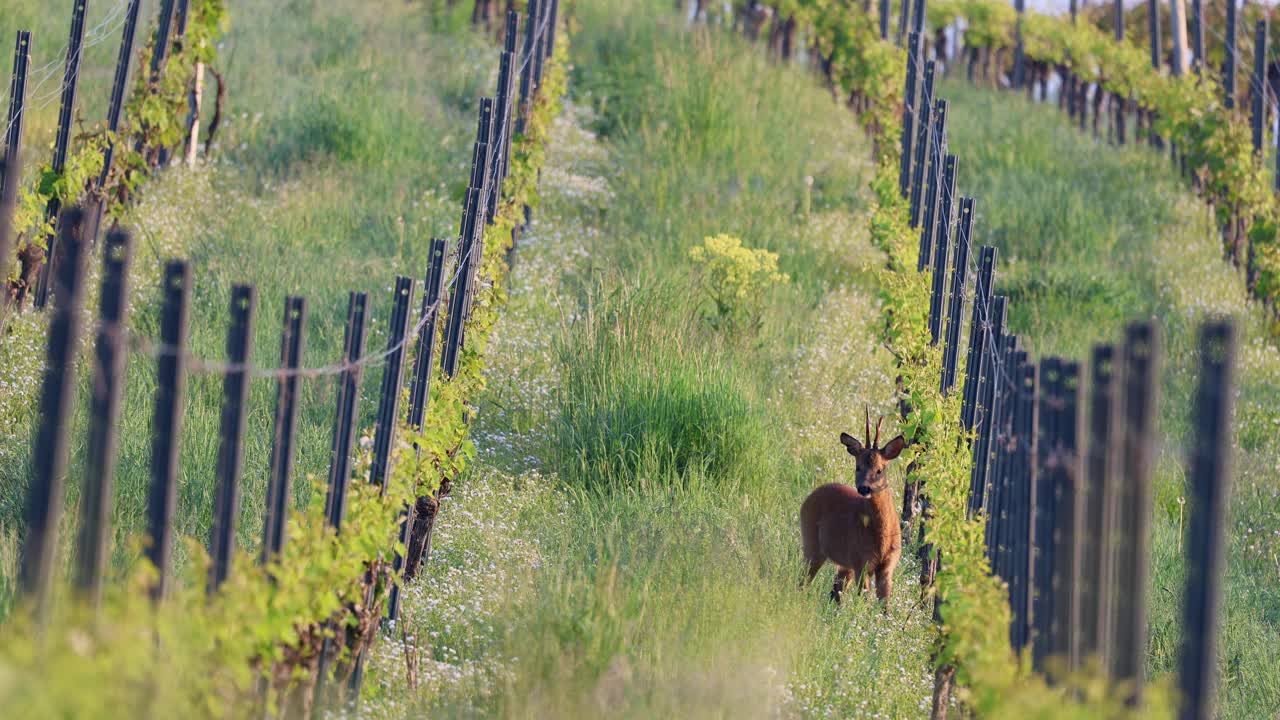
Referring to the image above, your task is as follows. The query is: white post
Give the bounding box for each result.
[185,54,205,165]
[1171,0,1191,76]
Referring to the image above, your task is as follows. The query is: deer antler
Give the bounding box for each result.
[874,416,884,449]
[865,406,872,448]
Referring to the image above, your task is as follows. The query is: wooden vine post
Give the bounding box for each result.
[3,31,31,305]
[313,291,371,712]
[19,209,89,622]
[1178,321,1236,720]
[346,275,417,705]
[148,260,193,603]
[1251,21,1268,156]
[262,296,307,564]
[1147,0,1160,73]
[970,295,1006,515]
[909,61,936,228]
[1170,0,1189,76]
[1190,0,1204,73]
[32,0,89,309]
[76,230,135,607]
[940,199,974,395]
[391,239,448,618]
[84,0,142,247]
[899,31,922,198]
[1081,344,1122,671]
[917,97,948,269]
[1113,322,1160,704]
[1225,0,1237,109]
[134,0,179,165]
[927,155,957,344]
[1009,359,1038,654]
[208,285,257,593]
[0,154,19,297]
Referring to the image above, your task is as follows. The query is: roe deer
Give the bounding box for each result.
[800,410,907,604]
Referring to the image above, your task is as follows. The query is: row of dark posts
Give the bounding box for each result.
[10,0,560,714]
[32,0,91,311]
[899,16,1237,719]
[0,0,142,308]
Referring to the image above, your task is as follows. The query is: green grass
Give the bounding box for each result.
[551,280,781,494]
[942,77,1280,718]
[0,0,498,611]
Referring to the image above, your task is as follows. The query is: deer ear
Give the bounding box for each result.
[839,432,864,455]
[879,434,907,460]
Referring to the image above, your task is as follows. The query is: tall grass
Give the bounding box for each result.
[552,280,779,494]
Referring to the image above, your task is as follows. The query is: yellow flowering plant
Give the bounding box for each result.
[688,233,789,331]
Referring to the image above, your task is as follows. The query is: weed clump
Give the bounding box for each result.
[264,94,390,172]
[688,233,789,332]
[554,284,776,493]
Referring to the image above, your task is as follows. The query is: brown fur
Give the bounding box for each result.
[800,419,906,605]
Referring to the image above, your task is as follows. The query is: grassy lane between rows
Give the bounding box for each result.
[942,77,1280,717]
[365,2,958,716]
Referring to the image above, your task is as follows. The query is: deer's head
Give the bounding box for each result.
[839,409,907,497]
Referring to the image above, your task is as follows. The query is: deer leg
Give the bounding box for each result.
[876,553,900,605]
[830,567,854,604]
[874,566,894,603]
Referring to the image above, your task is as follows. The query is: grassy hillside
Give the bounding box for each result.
[0,1,497,610]
[941,77,1280,717]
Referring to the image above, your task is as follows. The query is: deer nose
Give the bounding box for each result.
[857,485,872,497]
